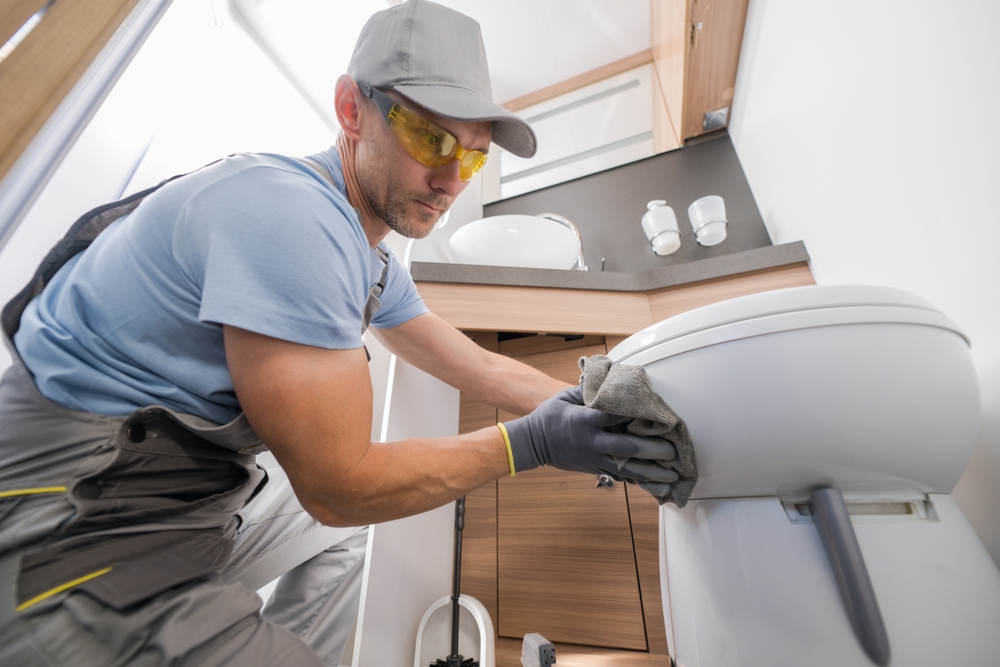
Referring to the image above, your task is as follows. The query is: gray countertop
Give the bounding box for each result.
[410,241,810,292]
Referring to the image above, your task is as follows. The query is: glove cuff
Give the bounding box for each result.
[502,416,541,472]
[495,423,516,477]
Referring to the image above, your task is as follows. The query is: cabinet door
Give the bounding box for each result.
[496,343,648,650]
[683,0,751,139]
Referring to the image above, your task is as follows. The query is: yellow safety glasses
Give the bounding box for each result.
[361,83,488,182]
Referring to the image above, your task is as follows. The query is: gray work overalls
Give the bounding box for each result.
[0,158,386,666]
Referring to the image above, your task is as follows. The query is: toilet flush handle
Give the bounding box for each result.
[810,487,892,666]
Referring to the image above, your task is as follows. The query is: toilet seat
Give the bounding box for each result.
[606,284,980,500]
[609,285,968,366]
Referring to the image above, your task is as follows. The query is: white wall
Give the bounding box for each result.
[728,0,1000,564]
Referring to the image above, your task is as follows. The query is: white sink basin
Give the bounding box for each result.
[448,214,583,270]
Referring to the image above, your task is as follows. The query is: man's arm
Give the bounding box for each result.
[370,312,571,416]
[224,325,510,527]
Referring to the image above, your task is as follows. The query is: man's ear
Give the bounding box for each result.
[335,75,365,142]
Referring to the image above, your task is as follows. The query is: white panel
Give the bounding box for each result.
[662,496,1000,667]
[501,139,653,200]
[499,65,655,198]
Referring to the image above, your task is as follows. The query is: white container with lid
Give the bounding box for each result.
[641,200,681,256]
[687,194,728,246]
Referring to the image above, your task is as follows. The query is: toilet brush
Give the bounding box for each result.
[431,496,478,667]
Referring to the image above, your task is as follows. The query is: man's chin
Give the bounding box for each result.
[386,215,435,240]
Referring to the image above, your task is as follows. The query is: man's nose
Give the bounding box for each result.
[428,159,465,198]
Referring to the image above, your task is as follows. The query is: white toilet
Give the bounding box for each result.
[608,285,1000,666]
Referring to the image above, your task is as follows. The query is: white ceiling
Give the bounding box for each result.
[434,0,651,103]
[254,0,650,116]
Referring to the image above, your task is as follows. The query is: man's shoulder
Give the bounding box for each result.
[173,153,357,233]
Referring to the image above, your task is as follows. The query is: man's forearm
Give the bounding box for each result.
[468,349,571,417]
[373,314,572,417]
[225,325,514,526]
[301,426,510,526]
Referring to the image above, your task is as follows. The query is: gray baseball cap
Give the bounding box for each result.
[347,0,537,158]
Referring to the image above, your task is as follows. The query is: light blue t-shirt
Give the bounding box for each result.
[14,149,427,424]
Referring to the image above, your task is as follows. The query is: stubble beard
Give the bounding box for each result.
[374,189,440,240]
[360,138,448,240]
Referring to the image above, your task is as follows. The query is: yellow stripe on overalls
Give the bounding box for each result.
[15,567,113,612]
[1,486,104,611]
[0,486,67,498]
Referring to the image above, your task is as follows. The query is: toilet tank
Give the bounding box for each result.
[608,285,980,500]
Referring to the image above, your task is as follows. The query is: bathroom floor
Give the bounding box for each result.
[495,638,672,666]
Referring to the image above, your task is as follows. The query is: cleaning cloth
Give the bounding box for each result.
[579,354,698,507]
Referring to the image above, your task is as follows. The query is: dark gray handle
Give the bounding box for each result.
[810,487,891,666]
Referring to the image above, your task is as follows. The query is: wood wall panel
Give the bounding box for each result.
[0,0,141,182]
[497,466,647,650]
[495,638,672,667]
[646,263,815,322]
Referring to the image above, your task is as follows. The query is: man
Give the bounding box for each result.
[0,2,678,665]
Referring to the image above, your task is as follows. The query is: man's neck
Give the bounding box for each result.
[336,133,390,249]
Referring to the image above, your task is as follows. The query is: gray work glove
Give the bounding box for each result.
[503,385,680,484]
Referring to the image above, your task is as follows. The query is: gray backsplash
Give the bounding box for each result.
[483,131,772,273]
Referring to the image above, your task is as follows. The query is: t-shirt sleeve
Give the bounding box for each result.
[179,166,370,350]
[369,247,428,329]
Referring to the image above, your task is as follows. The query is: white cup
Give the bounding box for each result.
[687,195,728,246]
[641,200,681,256]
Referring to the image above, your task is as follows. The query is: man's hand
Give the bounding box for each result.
[224,325,509,527]
[504,386,680,483]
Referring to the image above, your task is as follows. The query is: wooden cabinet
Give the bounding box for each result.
[652,0,751,143]
[459,335,671,660]
[496,343,647,650]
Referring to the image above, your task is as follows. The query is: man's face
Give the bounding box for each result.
[355,90,492,240]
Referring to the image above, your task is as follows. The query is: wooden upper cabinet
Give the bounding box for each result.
[652,0,751,143]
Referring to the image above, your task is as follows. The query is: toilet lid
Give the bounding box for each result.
[610,285,968,366]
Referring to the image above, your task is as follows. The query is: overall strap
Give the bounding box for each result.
[297,156,392,335]
[1,161,221,341]
[369,245,390,304]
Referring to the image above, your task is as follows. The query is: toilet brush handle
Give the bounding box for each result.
[449,497,466,660]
